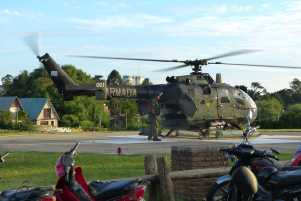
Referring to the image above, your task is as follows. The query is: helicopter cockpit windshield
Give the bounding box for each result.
[239,90,256,109]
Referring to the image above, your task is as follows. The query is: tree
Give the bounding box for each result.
[279,104,301,128]
[62,65,95,84]
[290,78,301,92]
[120,100,139,129]
[256,97,283,128]
[248,82,267,100]
[1,74,13,94]
[107,70,122,86]
[63,96,109,129]
[271,88,294,107]
[0,111,13,129]
[142,78,152,86]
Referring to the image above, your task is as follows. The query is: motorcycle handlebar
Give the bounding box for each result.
[220,147,279,160]
[69,142,80,156]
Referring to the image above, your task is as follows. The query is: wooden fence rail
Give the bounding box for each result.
[108,156,288,201]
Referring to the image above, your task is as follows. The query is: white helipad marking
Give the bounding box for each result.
[203,135,301,144]
[81,135,180,144]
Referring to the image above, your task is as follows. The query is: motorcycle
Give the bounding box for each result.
[230,160,301,201]
[0,187,55,201]
[206,126,281,201]
[54,142,146,201]
[0,153,56,201]
[291,144,301,166]
[207,126,301,201]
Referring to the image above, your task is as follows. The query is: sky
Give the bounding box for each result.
[1,0,301,92]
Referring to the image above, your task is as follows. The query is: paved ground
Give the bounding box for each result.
[0,130,300,154]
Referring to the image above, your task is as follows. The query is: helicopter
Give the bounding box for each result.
[25,37,301,140]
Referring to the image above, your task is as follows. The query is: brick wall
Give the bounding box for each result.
[171,146,228,201]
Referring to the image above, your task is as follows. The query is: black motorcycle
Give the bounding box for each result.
[229,161,301,201]
[206,126,281,201]
[207,126,301,201]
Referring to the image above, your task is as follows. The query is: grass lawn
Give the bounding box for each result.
[0,151,293,191]
[0,152,145,190]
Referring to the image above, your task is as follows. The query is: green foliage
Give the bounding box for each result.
[107,69,122,86]
[0,111,13,129]
[121,100,139,129]
[62,114,80,127]
[1,74,13,95]
[2,65,110,129]
[63,96,109,129]
[16,111,34,131]
[0,152,145,190]
[256,97,283,128]
[279,104,301,128]
[248,82,267,100]
[290,78,301,92]
[80,120,95,130]
[0,110,33,130]
[62,65,95,84]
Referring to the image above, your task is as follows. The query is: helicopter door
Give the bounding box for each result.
[199,86,219,120]
[217,88,235,120]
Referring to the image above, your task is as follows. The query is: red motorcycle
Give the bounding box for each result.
[54,142,146,201]
[0,153,55,201]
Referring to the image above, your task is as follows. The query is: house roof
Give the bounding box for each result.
[19,98,49,120]
[0,96,22,111]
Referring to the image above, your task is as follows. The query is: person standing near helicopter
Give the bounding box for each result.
[148,97,161,141]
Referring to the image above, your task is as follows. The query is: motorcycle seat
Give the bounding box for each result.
[0,187,52,201]
[270,169,301,187]
[89,179,137,200]
[281,166,301,171]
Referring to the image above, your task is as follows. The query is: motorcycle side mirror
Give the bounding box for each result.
[69,142,80,157]
[271,148,280,155]
[0,152,10,163]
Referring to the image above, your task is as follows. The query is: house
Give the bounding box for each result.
[20,98,60,127]
[0,96,23,121]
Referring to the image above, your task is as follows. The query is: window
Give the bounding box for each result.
[235,98,245,106]
[221,97,230,103]
[43,108,51,119]
[203,86,211,95]
[40,121,48,125]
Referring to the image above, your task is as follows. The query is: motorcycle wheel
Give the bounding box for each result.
[206,180,230,201]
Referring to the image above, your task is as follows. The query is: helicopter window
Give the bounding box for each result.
[221,97,230,103]
[235,98,245,106]
[203,86,211,95]
[185,78,191,84]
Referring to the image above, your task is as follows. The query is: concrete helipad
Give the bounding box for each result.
[0,131,300,154]
[203,135,301,144]
[81,135,182,144]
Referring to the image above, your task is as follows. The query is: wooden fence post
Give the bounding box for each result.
[145,155,159,201]
[157,156,175,201]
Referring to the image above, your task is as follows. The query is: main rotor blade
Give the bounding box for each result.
[208,62,301,69]
[153,64,189,72]
[205,49,260,61]
[68,55,185,63]
[24,33,40,56]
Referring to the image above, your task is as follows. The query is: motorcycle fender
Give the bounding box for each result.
[216,175,231,185]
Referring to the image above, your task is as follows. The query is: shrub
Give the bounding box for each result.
[80,120,95,131]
